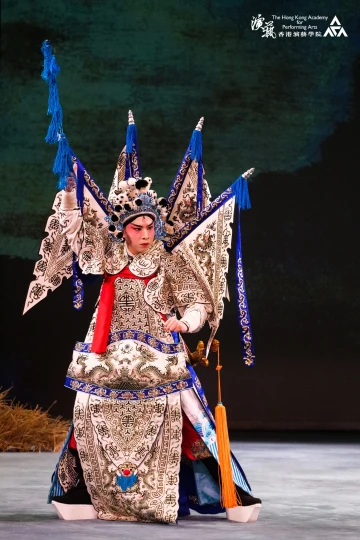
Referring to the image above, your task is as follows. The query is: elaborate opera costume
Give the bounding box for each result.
[24,41,261,524]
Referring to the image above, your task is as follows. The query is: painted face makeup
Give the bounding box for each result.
[122,215,155,255]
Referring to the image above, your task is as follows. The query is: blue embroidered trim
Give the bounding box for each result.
[75,155,85,212]
[72,253,84,311]
[166,147,192,213]
[236,207,256,367]
[196,160,203,216]
[74,330,185,354]
[187,364,215,422]
[64,376,193,401]
[73,155,114,215]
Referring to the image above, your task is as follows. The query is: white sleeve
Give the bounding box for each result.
[179,303,208,333]
[59,190,83,255]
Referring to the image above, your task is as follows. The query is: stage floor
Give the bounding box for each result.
[0,439,359,539]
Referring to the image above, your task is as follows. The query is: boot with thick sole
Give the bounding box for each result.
[51,449,98,520]
[201,456,262,523]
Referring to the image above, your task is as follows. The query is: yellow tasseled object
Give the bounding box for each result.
[212,340,242,508]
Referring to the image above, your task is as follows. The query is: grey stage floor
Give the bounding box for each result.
[0,440,359,540]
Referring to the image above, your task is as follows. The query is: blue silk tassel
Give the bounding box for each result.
[231,174,251,211]
[125,123,141,179]
[190,128,203,216]
[190,128,202,163]
[126,123,137,154]
[53,134,73,190]
[41,40,63,144]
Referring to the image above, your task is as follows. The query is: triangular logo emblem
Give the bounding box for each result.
[324,16,348,37]
[330,16,341,25]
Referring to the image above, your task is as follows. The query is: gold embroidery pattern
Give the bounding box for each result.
[57,447,78,493]
[167,152,191,209]
[173,197,235,333]
[165,187,233,249]
[83,168,113,215]
[144,249,211,315]
[23,192,73,313]
[167,154,211,232]
[74,392,182,523]
[190,438,212,460]
[67,337,190,390]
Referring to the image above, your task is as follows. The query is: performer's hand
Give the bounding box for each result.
[65,175,76,192]
[164,317,187,333]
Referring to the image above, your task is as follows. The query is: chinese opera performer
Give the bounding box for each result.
[24,40,261,524]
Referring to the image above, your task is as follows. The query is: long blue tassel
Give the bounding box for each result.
[40,41,56,82]
[47,80,60,115]
[235,206,256,366]
[231,175,251,210]
[45,108,63,145]
[125,123,141,178]
[190,129,202,163]
[126,123,137,154]
[41,40,62,144]
[53,134,73,190]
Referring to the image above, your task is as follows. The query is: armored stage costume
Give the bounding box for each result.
[24,41,261,524]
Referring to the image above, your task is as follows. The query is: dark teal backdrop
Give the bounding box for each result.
[1,0,359,429]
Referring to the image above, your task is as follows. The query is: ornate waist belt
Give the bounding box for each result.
[75,329,184,354]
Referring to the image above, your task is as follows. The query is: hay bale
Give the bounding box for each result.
[0,388,69,452]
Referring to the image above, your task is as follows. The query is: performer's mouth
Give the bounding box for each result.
[140,243,149,247]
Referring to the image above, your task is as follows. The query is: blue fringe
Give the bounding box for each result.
[41,41,62,144]
[40,41,53,82]
[45,108,63,145]
[47,80,60,115]
[126,123,137,154]
[231,175,251,210]
[53,134,73,189]
[190,129,202,162]
[41,41,60,82]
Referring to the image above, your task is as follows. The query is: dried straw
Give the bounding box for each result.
[0,388,69,452]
